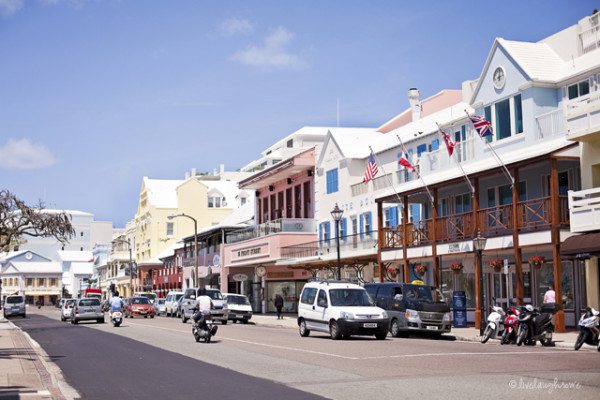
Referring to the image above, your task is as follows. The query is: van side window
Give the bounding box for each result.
[184,289,194,299]
[300,288,317,304]
[393,287,402,296]
[317,290,328,307]
[365,285,378,298]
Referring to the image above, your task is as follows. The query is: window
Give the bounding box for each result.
[364,212,372,236]
[326,169,339,194]
[80,231,84,237]
[513,94,523,134]
[240,197,247,205]
[417,143,427,157]
[38,278,45,287]
[340,218,347,240]
[384,208,391,227]
[166,222,174,236]
[208,196,222,208]
[26,278,34,287]
[567,80,590,100]
[351,216,358,235]
[316,289,328,307]
[495,98,511,140]
[300,287,317,304]
[429,139,440,152]
[455,193,472,214]
[484,106,493,143]
[287,139,294,148]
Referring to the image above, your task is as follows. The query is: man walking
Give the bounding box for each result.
[274,293,284,320]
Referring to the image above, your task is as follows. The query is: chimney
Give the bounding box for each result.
[191,168,197,177]
[408,88,421,121]
[185,172,190,179]
[219,164,225,174]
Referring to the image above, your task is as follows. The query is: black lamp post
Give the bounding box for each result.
[473,231,487,336]
[168,213,198,288]
[330,204,344,280]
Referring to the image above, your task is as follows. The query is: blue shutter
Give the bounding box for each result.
[333,169,338,193]
[411,204,421,222]
[417,144,427,157]
[319,223,323,242]
[430,139,439,152]
[341,218,347,240]
[390,206,398,227]
[325,222,331,244]
[366,212,372,235]
[359,214,364,239]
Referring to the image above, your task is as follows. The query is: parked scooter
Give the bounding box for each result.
[481,304,506,344]
[516,304,557,347]
[192,310,218,343]
[111,310,123,327]
[574,307,599,351]
[501,306,520,345]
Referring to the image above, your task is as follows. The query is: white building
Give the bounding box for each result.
[56,251,94,298]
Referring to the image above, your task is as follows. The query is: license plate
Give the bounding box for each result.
[230,314,237,318]
[86,308,94,313]
[363,323,378,328]
[12,307,19,311]
[426,325,439,330]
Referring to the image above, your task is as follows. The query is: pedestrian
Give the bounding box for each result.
[274,293,284,319]
[543,285,556,305]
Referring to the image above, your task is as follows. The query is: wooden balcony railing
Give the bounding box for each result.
[436,212,474,243]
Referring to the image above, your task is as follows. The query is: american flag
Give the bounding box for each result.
[440,129,456,156]
[363,153,379,184]
[470,115,493,138]
[398,152,416,172]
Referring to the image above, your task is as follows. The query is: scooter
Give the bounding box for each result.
[481,304,506,344]
[501,306,520,345]
[111,310,123,327]
[192,310,218,343]
[516,304,556,347]
[574,307,599,351]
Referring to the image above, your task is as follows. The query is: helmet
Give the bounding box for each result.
[114,291,119,298]
[525,304,534,312]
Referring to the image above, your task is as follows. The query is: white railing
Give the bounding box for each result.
[579,14,600,54]
[565,91,600,137]
[351,182,367,197]
[536,109,566,139]
[568,187,600,233]
[226,218,316,243]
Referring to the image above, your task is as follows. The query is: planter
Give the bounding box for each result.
[489,259,503,273]
[528,255,545,270]
[450,263,464,274]
[414,265,427,276]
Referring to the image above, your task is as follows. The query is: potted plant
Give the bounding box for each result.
[528,255,545,269]
[450,262,464,274]
[489,259,503,272]
[386,265,399,279]
[414,264,427,276]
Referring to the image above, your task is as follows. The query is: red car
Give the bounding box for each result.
[125,297,155,319]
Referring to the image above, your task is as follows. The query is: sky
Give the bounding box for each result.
[0,0,596,227]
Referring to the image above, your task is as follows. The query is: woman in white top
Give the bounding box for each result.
[543,286,556,304]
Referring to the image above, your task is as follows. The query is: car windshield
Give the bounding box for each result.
[206,290,223,300]
[132,298,149,305]
[226,295,250,305]
[65,300,76,307]
[6,296,23,304]
[158,299,165,305]
[79,299,100,307]
[137,293,156,300]
[329,289,374,307]
[403,285,434,303]
[174,294,183,301]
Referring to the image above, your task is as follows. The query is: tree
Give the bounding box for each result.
[0,190,75,252]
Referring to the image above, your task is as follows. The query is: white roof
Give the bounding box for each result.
[5,261,62,274]
[0,251,27,262]
[200,180,240,208]
[327,128,381,159]
[157,243,178,260]
[56,251,94,262]
[218,199,254,227]
[72,262,93,275]
[42,209,94,217]
[143,177,183,209]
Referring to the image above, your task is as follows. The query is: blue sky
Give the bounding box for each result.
[0,0,595,227]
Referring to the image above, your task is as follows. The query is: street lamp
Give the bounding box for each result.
[113,238,134,297]
[473,231,487,337]
[168,213,198,288]
[330,204,344,280]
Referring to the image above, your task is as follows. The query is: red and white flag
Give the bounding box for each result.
[440,129,456,156]
[363,153,379,184]
[398,152,415,172]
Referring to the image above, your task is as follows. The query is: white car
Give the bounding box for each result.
[60,299,76,322]
[165,291,184,317]
[223,293,253,324]
[297,281,389,340]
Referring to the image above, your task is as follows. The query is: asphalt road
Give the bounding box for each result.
[14,309,600,400]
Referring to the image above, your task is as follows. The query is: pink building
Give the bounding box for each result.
[221,148,317,313]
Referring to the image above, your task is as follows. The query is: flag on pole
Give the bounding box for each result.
[398,152,416,172]
[363,153,379,184]
[440,129,456,156]
[469,115,493,138]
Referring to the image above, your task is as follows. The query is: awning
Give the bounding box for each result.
[561,232,600,258]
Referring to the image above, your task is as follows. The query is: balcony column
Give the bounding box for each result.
[432,188,439,288]
[377,201,384,283]
[512,167,524,305]
[402,195,410,283]
[550,157,566,332]
[472,177,482,329]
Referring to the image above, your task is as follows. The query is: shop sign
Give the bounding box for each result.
[232,243,269,262]
[448,243,460,253]
[237,247,262,258]
[233,273,248,282]
[267,271,294,279]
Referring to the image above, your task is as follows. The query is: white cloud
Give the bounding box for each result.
[219,18,254,37]
[232,26,307,70]
[0,138,58,170]
[0,0,24,16]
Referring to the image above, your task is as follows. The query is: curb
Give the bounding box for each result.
[8,320,81,400]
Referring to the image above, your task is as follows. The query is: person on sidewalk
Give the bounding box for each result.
[274,294,284,320]
[543,286,556,305]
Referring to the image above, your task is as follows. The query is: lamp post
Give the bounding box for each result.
[113,238,133,297]
[168,213,198,288]
[473,231,487,337]
[330,204,344,280]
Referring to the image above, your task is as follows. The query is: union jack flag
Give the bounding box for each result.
[363,153,379,184]
[470,115,493,138]
[440,129,456,156]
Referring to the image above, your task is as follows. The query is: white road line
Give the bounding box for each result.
[360,351,573,359]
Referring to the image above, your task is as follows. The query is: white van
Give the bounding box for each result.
[297,280,389,340]
[164,291,184,317]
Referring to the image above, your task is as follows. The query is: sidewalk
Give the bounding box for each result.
[250,314,585,349]
[0,316,76,399]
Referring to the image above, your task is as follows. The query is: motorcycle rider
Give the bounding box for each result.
[193,288,218,336]
[110,291,124,316]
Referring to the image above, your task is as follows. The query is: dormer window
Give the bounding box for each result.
[208,196,222,208]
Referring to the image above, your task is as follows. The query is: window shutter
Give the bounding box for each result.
[367,212,373,232]
[359,214,364,239]
[325,222,331,243]
[390,206,398,227]
[319,223,323,242]
[341,218,347,239]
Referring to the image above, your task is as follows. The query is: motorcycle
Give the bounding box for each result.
[481,304,506,344]
[574,307,599,351]
[516,304,557,347]
[501,306,520,345]
[111,310,123,327]
[192,310,218,343]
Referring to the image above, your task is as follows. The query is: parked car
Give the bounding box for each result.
[223,293,253,324]
[297,280,389,340]
[153,298,166,316]
[133,292,157,305]
[3,295,26,318]
[60,299,76,322]
[70,298,104,324]
[364,283,451,338]
[175,296,184,318]
[180,288,228,324]
[125,296,155,318]
[165,291,184,317]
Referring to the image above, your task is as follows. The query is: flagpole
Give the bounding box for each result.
[465,110,515,188]
[396,134,435,207]
[368,146,404,207]
[436,122,475,195]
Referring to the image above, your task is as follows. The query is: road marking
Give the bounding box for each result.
[360,351,573,359]
[0,390,51,398]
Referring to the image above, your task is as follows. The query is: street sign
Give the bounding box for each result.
[503,259,509,275]
[233,273,248,282]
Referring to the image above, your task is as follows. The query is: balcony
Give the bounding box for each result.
[382,196,569,249]
[280,231,378,260]
[565,91,600,140]
[226,218,316,244]
[568,187,600,233]
[536,109,567,139]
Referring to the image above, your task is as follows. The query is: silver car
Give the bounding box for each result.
[70,298,104,324]
[180,288,228,325]
[61,299,76,322]
[3,295,26,318]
